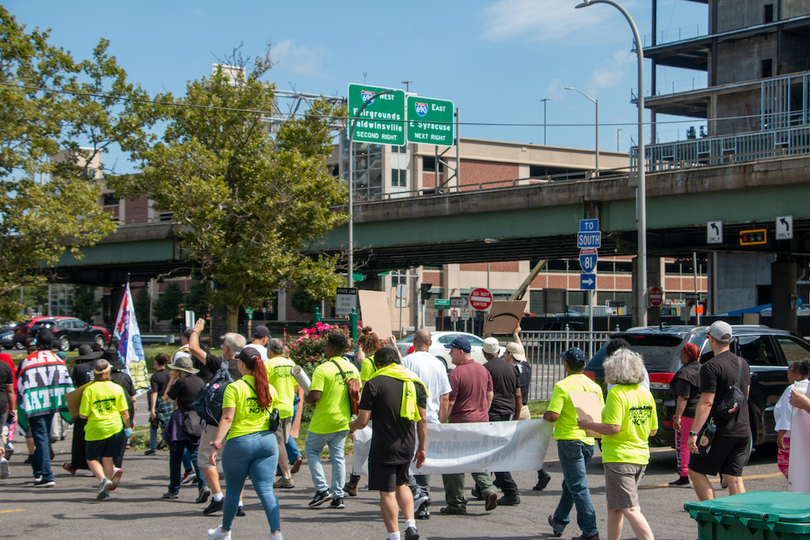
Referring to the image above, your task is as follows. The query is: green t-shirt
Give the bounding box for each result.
[547,373,604,445]
[222,375,277,440]
[308,357,360,435]
[79,381,127,441]
[601,384,658,465]
[265,356,296,419]
[360,354,376,382]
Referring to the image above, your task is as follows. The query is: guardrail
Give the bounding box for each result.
[520,330,612,401]
[140,334,176,345]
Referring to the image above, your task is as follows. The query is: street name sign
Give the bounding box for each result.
[434,298,450,310]
[347,84,406,146]
[406,95,454,146]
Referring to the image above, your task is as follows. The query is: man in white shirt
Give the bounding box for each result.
[401,329,452,520]
[249,325,270,362]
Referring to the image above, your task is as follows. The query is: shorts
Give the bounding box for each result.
[368,461,410,492]
[198,424,223,470]
[688,435,749,477]
[86,430,125,462]
[274,416,292,446]
[604,462,645,510]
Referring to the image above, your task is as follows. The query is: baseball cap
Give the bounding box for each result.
[506,342,526,362]
[444,337,471,353]
[253,325,271,338]
[482,337,500,354]
[705,320,733,343]
[562,347,587,368]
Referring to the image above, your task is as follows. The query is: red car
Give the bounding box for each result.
[20,316,110,352]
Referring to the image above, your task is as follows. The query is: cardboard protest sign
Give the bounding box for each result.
[66,382,93,419]
[358,290,393,340]
[569,390,605,439]
[483,301,527,335]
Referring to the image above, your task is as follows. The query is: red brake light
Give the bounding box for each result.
[649,373,675,384]
[662,420,674,427]
[583,371,596,380]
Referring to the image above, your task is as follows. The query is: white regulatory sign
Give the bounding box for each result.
[335,287,358,316]
[707,221,723,244]
[776,216,793,240]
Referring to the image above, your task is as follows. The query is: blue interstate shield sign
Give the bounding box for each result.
[361,90,375,104]
[414,102,428,116]
[579,250,597,274]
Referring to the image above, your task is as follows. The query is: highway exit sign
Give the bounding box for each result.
[407,95,454,146]
[348,84,406,146]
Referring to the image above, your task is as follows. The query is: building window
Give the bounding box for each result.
[423,156,443,172]
[102,193,118,206]
[391,145,407,154]
[159,212,173,222]
[764,4,774,23]
[391,169,407,188]
[762,58,773,78]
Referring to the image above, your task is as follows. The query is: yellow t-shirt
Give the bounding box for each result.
[601,384,658,465]
[360,354,376,382]
[79,381,127,441]
[308,357,360,435]
[222,375,278,440]
[265,356,296,419]
[547,373,604,445]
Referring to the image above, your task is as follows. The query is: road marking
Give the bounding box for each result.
[641,472,783,489]
[0,509,25,514]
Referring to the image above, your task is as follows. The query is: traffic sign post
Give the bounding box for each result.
[579,248,598,274]
[580,274,596,290]
[434,298,450,310]
[449,296,466,308]
[576,231,602,249]
[468,288,493,311]
[776,216,793,240]
[649,286,663,308]
[407,95,454,146]
[707,221,723,244]
[578,219,600,350]
[347,84,406,146]
[335,287,358,316]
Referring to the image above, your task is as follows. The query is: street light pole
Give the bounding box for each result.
[540,98,550,145]
[565,86,598,174]
[576,0,647,325]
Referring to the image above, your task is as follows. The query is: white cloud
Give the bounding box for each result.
[481,0,609,42]
[589,48,632,90]
[271,39,326,76]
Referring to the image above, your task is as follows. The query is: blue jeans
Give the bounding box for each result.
[552,439,598,537]
[29,413,55,482]
[168,440,208,495]
[221,431,280,532]
[305,430,349,497]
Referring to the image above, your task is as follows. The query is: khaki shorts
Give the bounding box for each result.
[274,416,293,445]
[604,462,645,510]
[198,424,224,470]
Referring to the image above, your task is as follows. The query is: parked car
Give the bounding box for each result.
[0,327,23,349]
[583,324,810,449]
[13,316,71,349]
[396,331,489,370]
[27,317,110,352]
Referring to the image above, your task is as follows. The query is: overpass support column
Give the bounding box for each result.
[771,260,798,334]
[632,255,662,327]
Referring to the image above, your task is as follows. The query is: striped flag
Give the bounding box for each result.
[113,283,149,393]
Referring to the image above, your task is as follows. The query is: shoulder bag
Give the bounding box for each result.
[715,356,746,421]
[243,379,280,432]
[330,359,360,416]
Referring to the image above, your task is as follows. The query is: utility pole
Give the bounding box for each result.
[540,98,550,145]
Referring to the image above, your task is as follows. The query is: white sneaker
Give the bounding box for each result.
[270,532,284,540]
[207,526,231,540]
[110,467,123,491]
[0,457,9,479]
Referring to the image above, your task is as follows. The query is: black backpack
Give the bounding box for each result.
[194,366,234,427]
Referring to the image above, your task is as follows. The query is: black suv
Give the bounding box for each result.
[583,324,810,448]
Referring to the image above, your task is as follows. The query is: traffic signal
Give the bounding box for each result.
[739,229,767,246]
[420,282,433,302]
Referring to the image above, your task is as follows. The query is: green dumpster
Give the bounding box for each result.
[685,492,810,539]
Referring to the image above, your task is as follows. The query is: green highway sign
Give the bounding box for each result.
[347,84,406,146]
[407,95,454,146]
[434,298,450,310]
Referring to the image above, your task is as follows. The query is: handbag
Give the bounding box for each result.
[244,379,280,432]
[331,359,360,416]
[697,417,717,456]
[182,410,204,439]
[715,356,746,421]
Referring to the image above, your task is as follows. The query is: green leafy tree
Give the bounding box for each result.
[153,283,185,323]
[291,287,319,316]
[186,280,212,319]
[0,8,147,321]
[133,287,151,328]
[72,285,101,322]
[110,49,348,331]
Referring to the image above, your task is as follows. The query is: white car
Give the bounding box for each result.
[396,331,493,370]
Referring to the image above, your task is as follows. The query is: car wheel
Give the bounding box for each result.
[58,336,71,352]
[93,334,105,348]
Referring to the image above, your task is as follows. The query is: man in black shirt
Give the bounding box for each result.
[350,347,427,540]
[687,321,751,501]
[146,353,172,456]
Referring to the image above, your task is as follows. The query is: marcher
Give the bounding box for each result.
[0,352,15,478]
[668,342,701,486]
[545,347,602,540]
[350,346,427,540]
[79,359,130,501]
[687,321,751,501]
[145,353,172,456]
[358,326,382,386]
[578,349,656,540]
[774,359,810,478]
[107,350,136,470]
[1,353,16,458]
[206,346,283,540]
[440,337,499,515]
[401,328,452,519]
[305,333,360,509]
[265,338,297,490]
[250,325,271,362]
[64,345,104,475]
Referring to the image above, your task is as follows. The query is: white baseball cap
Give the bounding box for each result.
[483,337,500,354]
[705,320,733,343]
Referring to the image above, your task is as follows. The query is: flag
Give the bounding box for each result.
[113,283,149,393]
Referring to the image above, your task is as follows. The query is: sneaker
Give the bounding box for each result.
[439,506,467,515]
[404,526,419,540]
[485,492,498,511]
[273,476,294,489]
[416,508,430,520]
[144,449,156,456]
[329,496,344,509]
[308,490,331,508]
[34,478,55,488]
[669,476,690,486]
[290,456,303,474]
[97,478,112,500]
[236,506,246,517]
[162,491,179,499]
[110,468,123,491]
[0,457,9,479]
[181,470,196,485]
[197,485,212,504]
[203,498,224,515]
[533,469,551,491]
[548,515,563,538]
[206,526,232,540]
[414,495,430,518]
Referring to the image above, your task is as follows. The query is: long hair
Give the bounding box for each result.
[357,327,381,355]
[238,346,272,409]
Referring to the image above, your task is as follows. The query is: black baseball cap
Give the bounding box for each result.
[562,347,587,368]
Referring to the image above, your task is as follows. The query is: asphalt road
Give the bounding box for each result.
[1,399,788,540]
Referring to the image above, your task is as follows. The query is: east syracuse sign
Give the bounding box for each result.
[348,84,406,146]
[406,95,454,146]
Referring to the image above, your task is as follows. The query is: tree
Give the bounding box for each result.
[291,287,319,316]
[186,280,212,319]
[111,49,348,331]
[133,287,151,328]
[72,285,101,322]
[0,7,147,321]
[153,283,185,323]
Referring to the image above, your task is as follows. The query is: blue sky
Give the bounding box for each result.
[8,0,708,172]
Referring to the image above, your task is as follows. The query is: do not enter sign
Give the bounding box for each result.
[649,286,663,308]
[469,288,493,311]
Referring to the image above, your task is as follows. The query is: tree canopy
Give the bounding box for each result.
[111,50,348,329]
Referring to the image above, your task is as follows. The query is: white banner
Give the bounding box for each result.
[113,283,149,394]
[353,419,553,475]
[788,380,810,493]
